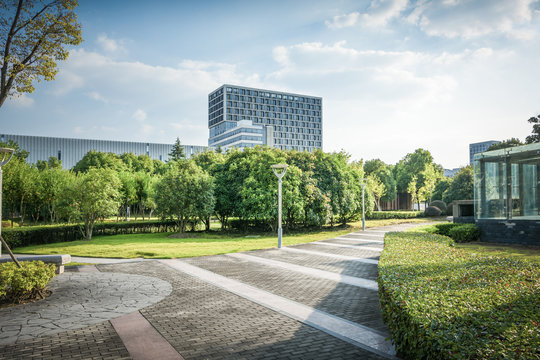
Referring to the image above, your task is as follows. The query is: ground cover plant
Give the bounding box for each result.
[378,232,539,359]
[13,218,429,259]
[0,261,56,305]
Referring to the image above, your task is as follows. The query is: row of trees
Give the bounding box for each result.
[2,139,476,240]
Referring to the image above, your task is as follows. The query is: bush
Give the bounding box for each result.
[0,261,56,303]
[429,200,447,214]
[448,223,481,243]
[367,211,425,220]
[378,232,539,359]
[433,222,461,236]
[2,220,178,249]
[424,206,441,217]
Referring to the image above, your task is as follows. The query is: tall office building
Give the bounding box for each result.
[208,84,322,151]
[469,140,500,164]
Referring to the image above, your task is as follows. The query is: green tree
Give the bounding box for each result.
[487,138,523,151]
[431,177,452,202]
[36,156,61,171]
[39,167,67,222]
[0,0,82,108]
[62,168,121,240]
[72,150,126,173]
[154,161,214,233]
[525,114,540,144]
[168,137,185,161]
[443,166,474,204]
[364,159,396,204]
[2,157,34,225]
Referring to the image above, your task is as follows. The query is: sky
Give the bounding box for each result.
[2,0,540,169]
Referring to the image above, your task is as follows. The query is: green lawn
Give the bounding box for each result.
[14,218,431,259]
[412,224,540,264]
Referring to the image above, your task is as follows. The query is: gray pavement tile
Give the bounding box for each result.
[98,261,389,360]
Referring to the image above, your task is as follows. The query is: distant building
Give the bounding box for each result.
[0,134,207,169]
[208,84,322,152]
[443,168,460,178]
[469,140,500,164]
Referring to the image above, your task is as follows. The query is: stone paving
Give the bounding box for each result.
[0,271,172,345]
[0,222,426,359]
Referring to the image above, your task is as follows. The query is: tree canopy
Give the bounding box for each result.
[525,115,539,144]
[0,0,82,108]
[168,137,185,161]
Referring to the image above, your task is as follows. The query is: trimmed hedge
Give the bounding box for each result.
[367,211,425,220]
[448,224,481,243]
[1,220,178,249]
[424,206,442,217]
[378,232,539,359]
[430,223,481,242]
[0,261,56,303]
[429,200,447,214]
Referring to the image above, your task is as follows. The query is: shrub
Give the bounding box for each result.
[448,223,481,243]
[424,206,441,217]
[0,261,56,303]
[433,222,461,236]
[367,211,425,220]
[2,220,178,249]
[429,200,447,214]
[379,232,539,359]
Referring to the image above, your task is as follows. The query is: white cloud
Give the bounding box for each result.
[97,34,125,53]
[132,109,147,122]
[326,0,409,29]
[88,91,108,103]
[9,93,35,107]
[407,0,539,39]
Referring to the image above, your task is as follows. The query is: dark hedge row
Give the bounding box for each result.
[378,232,539,359]
[1,220,178,249]
[430,223,481,242]
[367,211,425,220]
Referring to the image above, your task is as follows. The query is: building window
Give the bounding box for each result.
[57,150,61,161]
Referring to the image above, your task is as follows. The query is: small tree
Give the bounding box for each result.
[443,166,474,204]
[154,161,214,233]
[66,168,121,240]
[525,115,540,144]
[168,137,185,161]
[0,0,83,108]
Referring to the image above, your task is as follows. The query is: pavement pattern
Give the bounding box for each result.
[0,223,423,359]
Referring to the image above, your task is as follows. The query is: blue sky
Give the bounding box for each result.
[2,0,540,168]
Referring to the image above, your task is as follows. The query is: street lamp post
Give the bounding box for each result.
[361,178,366,231]
[271,164,288,248]
[0,148,14,257]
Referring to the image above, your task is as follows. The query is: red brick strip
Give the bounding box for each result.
[110,311,184,360]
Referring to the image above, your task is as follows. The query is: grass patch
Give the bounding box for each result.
[379,232,539,359]
[413,224,540,264]
[14,218,430,259]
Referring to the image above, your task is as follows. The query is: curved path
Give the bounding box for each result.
[0,222,427,359]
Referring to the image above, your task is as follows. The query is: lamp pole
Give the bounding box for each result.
[0,148,14,257]
[271,164,288,248]
[361,178,366,231]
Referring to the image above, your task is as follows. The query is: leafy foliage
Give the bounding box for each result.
[168,137,185,161]
[448,224,481,243]
[0,261,56,303]
[424,205,442,217]
[525,115,540,144]
[487,138,523,151]
[379,232,539,359]
[442,166,474,204]
[429,200,447,214]
[0,0,83,107]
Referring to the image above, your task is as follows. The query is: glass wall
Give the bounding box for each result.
[474,143,540,220]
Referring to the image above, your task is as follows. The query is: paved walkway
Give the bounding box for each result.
[0,223,421,359]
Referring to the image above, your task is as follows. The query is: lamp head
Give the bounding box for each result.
[271,163,288,178]
[0,148,14,167]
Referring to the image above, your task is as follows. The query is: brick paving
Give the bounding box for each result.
[99,261,387,360]
[182,254,389,332]
[291,242,382,258]
[0,321,130,360]
[246,248,379,281]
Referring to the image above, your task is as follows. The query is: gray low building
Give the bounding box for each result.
[0,134,207,169]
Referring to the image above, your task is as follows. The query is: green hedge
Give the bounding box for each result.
[448,224,481,243]
[378,232,539,359]
[0,261,56,303]
[367,211,425,220]
[430,223,481,242]
[1,220,178,249]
